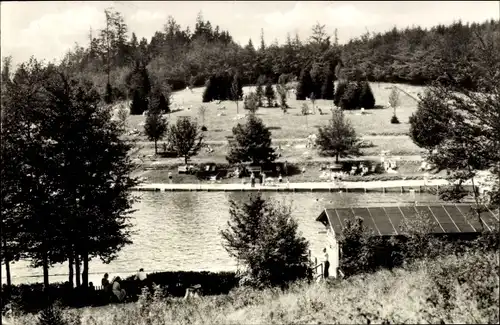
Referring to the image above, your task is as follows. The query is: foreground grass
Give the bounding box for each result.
[11,251,499,325]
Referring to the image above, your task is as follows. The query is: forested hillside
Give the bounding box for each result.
[11,9,498,102]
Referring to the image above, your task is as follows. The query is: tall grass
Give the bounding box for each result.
[8,250,498,325]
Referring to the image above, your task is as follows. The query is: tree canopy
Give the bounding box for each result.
[226,114,276,165]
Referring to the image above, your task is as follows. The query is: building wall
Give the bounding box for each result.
[326,228,339,278]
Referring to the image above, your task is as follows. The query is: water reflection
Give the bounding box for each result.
[3,191,441,285]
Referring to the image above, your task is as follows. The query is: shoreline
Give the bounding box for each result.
[130,179,458,193]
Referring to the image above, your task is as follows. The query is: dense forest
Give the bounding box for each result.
[6,9,498,103]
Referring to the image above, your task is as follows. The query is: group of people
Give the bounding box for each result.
[101,268,147,303]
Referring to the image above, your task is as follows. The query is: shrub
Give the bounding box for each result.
[37,303,68,325]
[220,194,311,289]
[201,125,208,132]
[301,103,309,116]
[390,115,400,124]
[244,92,259,114]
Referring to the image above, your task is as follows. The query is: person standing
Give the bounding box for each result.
[323,248,330,279]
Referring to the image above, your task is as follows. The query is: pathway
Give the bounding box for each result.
[131,179,456,192]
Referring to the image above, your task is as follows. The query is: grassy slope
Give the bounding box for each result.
[122,82,423,142]
[12,251,499,325]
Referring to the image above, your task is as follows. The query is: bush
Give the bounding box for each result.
[37,303,68,325]
[244,92,259,113]
[1,271,238,314]
[201,125,208,132]
[390,115,400,124]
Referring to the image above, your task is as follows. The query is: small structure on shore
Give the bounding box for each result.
[316,204,499,279]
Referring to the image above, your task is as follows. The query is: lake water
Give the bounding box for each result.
[2,191,441,285]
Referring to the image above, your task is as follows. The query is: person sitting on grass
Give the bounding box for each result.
[135,268,147,282]
[112,276,127,302]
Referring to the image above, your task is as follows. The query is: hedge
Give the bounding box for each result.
[1,270,238,314]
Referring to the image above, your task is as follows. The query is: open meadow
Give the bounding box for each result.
[121,82,424,142]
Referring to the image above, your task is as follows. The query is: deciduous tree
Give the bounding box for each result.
[167,116,204,164]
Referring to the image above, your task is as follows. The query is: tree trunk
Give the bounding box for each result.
[336,153,339,164]
[68,254,74,288]
[154,139,157,155]
[82,253,89,288]
[236,101,239,115]
[75,254,81,287]
[5,259,11,287]
[2,237,12,287]
[184,155,188,165]
[42,251,49,291]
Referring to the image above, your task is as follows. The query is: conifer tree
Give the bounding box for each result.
[130,89,148,115]
[358,81,376,109]
[221,194,310,288]
[296,68,313,100]
[104,82,113,104]
[316,109,362,162]
[264,82,276,107]
[227,114,276,165]
[321,70,335,100]
[145,88,168,154]
[334,80,348,107]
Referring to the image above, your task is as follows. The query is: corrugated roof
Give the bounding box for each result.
[316,204,499,236]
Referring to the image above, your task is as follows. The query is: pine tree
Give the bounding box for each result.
[339,82,361,110]
[358,81,375,109]
[231,72,243,113]
[334,80,348,107]
[125,61,151,99]
[316,109,362,163]
[104,82,113,104]
[264,82,276,107]
[203,75,215,102]
[226,114,276,165]
[255,84,264,107]
[296,68,313,100]
[309,63,323,99]
[221,194,310,288]
[145,88,168,154]
[321,70,335,100]
[130,89,147,115]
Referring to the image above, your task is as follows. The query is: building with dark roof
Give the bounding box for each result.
[316,204,499,278]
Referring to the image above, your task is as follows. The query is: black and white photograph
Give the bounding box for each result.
[1,1,499,324]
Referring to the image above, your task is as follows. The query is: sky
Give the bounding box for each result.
[1,1,499,68]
